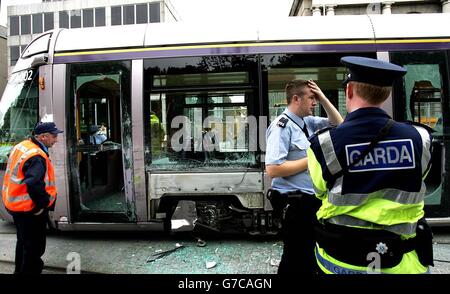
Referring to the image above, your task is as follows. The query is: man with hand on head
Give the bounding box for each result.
[265,79,343,275]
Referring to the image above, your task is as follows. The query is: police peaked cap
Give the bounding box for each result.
[341,56,407,87]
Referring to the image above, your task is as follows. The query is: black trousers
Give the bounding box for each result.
[12,211,48,274]
[277,195,321,276]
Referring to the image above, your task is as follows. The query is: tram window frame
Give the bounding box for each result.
[0,69,39,168]
[143,55,260,171]
[390,50,450,218]
[67,61,135,222]
[260,53,375,122]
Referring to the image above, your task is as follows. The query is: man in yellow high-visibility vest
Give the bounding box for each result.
[307,57,434,274]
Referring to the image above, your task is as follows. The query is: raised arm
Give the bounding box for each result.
[308,80,343,126]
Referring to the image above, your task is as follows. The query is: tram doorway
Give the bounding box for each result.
[68,63,135,222]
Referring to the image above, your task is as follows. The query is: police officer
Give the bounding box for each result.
[265,79,343,275]
[2,122,62,274]
[150,111,165,157]
[307,56,434,274]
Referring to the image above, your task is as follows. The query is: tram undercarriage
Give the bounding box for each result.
[159,197,279,235]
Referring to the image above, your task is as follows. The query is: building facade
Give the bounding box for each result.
[6,0,178,72]
[290,0,450,16]
[0,25,7,98]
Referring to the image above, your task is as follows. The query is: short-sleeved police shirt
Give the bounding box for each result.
[265,109,330,194]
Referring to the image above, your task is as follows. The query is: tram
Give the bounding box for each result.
[1,13,449,232]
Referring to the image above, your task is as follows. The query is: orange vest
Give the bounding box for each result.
[2,139,57,212]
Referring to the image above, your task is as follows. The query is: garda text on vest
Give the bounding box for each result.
[345,139,415,172]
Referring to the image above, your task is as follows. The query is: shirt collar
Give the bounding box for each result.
[344,107,391,122]
[31,136,49,154]
[283,108,306,128]
[37,140,49,154]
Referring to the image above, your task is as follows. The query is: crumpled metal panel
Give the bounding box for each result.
[149,172,263,199]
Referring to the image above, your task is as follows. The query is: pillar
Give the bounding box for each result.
[382,2,394,15]
[312,6,322,16]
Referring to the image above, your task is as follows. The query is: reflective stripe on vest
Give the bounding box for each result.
[411,125,432,175]
[315,246,370,274]
[315,245,430,274]
[318,131,425,207]
[318,131,342,175]
[7,193,32,203]
[6,192,55,205]
[2,140,57,212]
[328,183,426,206]
[327,215,418,235]
[316,129,427,236]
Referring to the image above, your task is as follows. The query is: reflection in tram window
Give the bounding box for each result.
[410,80,442,134]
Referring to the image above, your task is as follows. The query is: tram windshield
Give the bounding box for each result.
[0,69,39,167]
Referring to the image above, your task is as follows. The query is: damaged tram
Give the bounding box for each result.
[1,14,450,232]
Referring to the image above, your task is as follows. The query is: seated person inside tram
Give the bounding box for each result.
[89,125,107,145]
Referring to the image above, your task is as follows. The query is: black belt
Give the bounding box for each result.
[315,222,416,268]
[283,190,314,198]
[267,189,313,200]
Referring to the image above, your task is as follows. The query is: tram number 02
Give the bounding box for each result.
[14,70,34,83]
[23,70,34,81]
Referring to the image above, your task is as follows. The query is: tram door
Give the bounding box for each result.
[391,51,450,218]
[69,62,134,222]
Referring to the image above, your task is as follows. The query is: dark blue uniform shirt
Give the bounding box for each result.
[309,107,432,195]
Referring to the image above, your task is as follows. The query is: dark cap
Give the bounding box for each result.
[34,122,63,135]
[341,56,407,87]
[89,125,99,134]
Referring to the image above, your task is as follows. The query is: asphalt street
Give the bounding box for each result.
[1,219,450,274]
[0,220,282,274]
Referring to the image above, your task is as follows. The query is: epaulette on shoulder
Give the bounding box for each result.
[403,120,435,133]
[308,125,335,140]
[277,117,289,128]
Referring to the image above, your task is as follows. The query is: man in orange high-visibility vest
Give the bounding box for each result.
[2,122,62,274]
